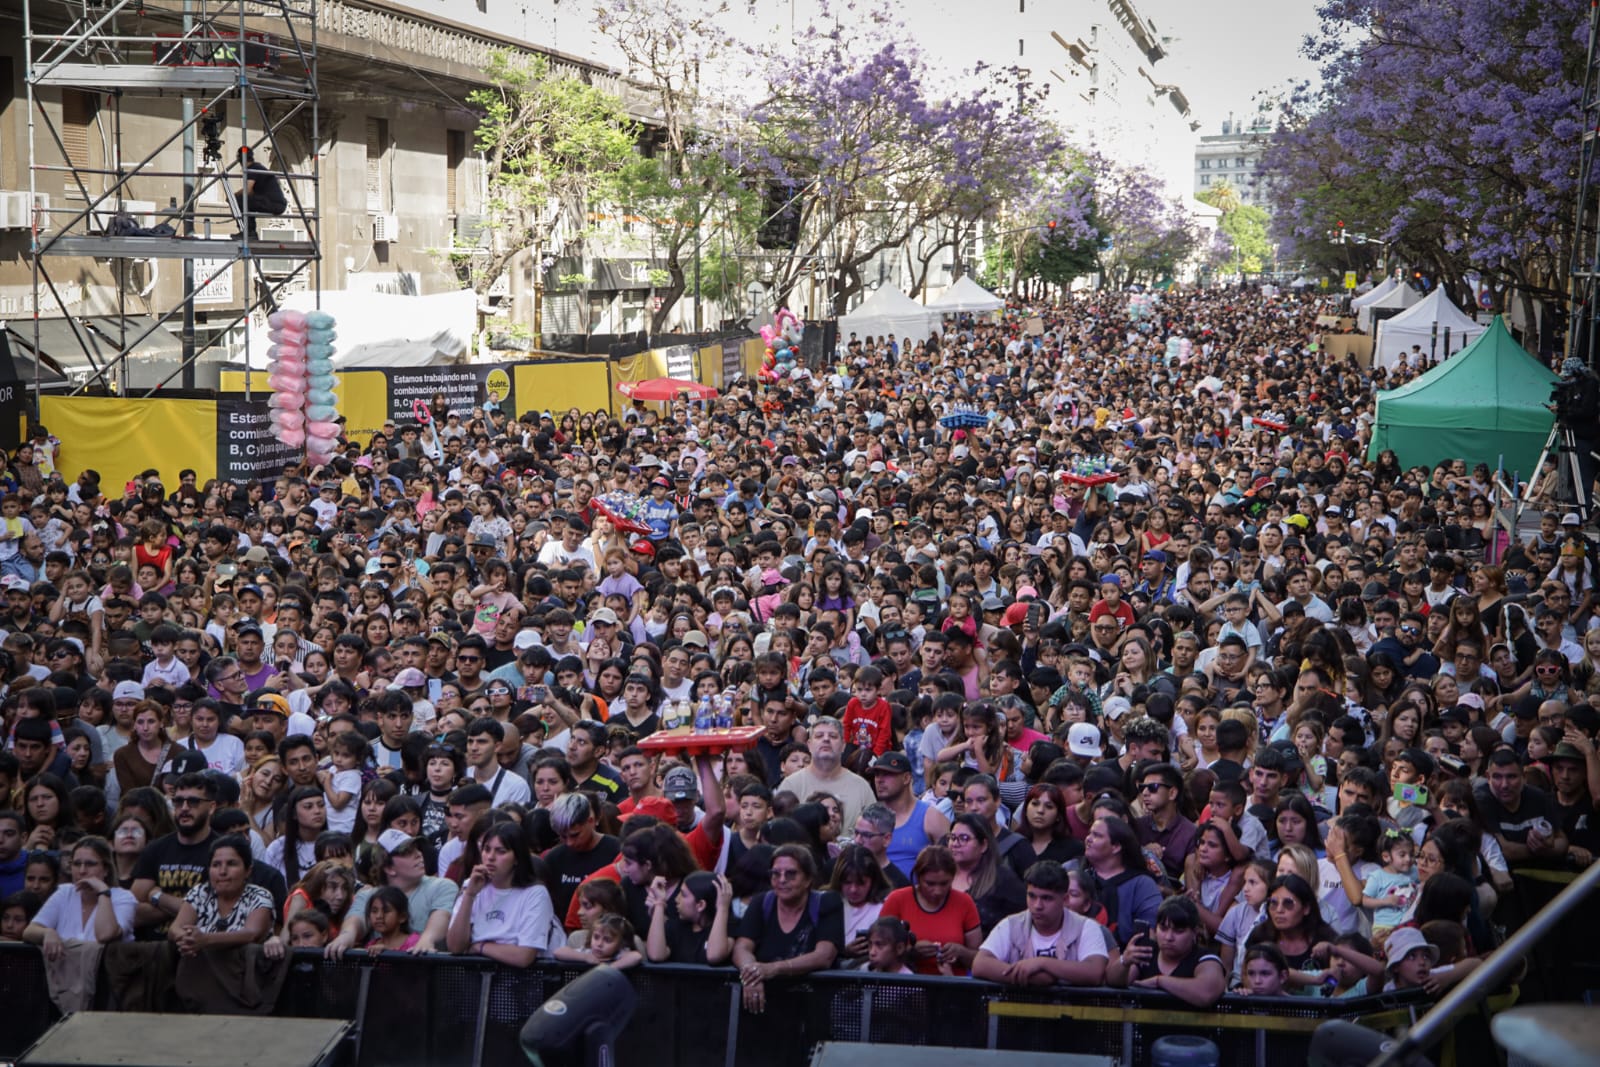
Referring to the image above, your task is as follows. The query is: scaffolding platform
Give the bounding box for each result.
[23,0,321,396]
[30,63,315,98]
[39,235,321,260]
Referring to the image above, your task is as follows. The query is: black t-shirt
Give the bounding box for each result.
[484,646,517,672]
[131,829,286,930]
[664,914,713,964]
[1554,794,1600,853]
[618,712,660,740]
[972,864,1027,937]
[754,735,787,784]
[132,832,214,900]
[1474,783,1558,846]
[1006,836,1085,880]
[574,764,625,802]
[734,889,845,962]
[543,834,622,918]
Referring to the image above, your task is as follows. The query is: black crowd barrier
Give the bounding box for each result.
[0,942,1463,1067]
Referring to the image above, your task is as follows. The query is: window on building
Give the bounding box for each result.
[1235,156,1245,168]
[61,90,98,171]
[1199,175,1209,186]
[446,129,466,216]
[1199,159,1210,169]
[365,116,389,213]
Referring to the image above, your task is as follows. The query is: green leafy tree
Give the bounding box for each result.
[466,52,640,333]
[596,0,759,333]
[1199,183,1272,274]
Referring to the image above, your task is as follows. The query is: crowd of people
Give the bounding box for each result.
[0,287,1595,1021]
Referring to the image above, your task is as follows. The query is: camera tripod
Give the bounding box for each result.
[1523,420,1597,527]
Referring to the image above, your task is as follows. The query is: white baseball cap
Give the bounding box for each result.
[1067,722,1103,758]
[113,681,146,702]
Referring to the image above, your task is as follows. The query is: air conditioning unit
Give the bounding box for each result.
[0,192,53,231]
[371,212,398,244]
[257,226,304,276]
[0,192,27,230]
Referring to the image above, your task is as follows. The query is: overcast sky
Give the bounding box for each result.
[1126,0,1325,133]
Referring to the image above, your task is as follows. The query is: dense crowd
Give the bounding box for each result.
[0,288,1595,1019]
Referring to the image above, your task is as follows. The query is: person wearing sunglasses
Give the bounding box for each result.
[129,771,283,937]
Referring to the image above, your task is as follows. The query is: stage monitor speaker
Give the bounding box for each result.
[19,1013,350,1067]
[808,1044,1115,1067]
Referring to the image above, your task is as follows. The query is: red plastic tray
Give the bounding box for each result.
[1250,417,1289,432]
[1060,472,1119,488]
[638,724,764,756]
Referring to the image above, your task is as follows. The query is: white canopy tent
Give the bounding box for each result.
[1356,279,1420,332]
[1350,276,1397,311]
[1374,287,1486,370]
[930,276,1005,314]
[837,286,942,345]
[243,289,476,369]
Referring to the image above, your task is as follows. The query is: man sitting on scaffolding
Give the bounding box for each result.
[231,145,288,240]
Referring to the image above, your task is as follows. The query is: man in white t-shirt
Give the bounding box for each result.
[971,861,1110,986]
[463,718,531,806]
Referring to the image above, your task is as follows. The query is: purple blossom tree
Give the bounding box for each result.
[747,0,1055,313]
[1259,0,1587,320]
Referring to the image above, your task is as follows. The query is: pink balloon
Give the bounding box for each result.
[277,428,306,448]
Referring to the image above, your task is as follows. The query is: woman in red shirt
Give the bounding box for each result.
[880,845,982,975]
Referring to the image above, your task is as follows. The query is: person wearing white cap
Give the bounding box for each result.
[1380,925,1439,992]
[99,681,146,761]
[1067,722,1104,765]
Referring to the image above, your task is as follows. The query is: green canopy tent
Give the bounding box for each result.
[1366,316,1556,476]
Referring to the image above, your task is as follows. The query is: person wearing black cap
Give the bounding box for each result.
[868,750,951,873]
[1546,741,1597,868]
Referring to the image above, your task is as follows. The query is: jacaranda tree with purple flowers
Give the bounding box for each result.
[748,1,1055,312]
[1259,0,1587,320]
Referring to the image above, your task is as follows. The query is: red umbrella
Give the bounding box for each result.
[617,377,719,401]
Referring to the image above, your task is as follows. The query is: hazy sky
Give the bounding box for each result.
[1137,0,1326,133]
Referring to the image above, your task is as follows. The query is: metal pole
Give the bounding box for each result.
[181,0,196,389]
[1368,859,1600,1067]
[694,191,702,333]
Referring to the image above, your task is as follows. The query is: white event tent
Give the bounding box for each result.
[1356,279,1420,332]
[930,276,1006,314]
[837,287,942,345]
[1373,287,1486,370]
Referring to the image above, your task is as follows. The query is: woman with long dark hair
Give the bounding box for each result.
[445,819,556,966]
[880,844,983,975]
[1008,783,1083,877]
[262,786,327,886]
[826,844,892,963]
[1082,814,1161,947]
[947,813,1025,936]
[1244,873,1336,990]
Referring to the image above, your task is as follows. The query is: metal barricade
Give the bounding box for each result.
[0,943,1462,1067]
